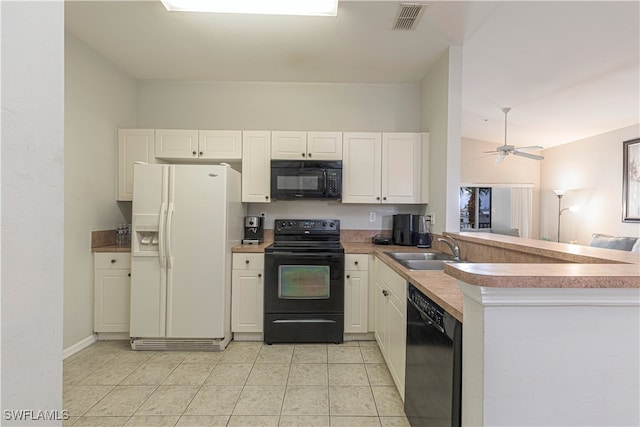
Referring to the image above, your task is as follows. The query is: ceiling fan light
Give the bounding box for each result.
[160,0,339,16]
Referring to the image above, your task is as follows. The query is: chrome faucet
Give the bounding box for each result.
[437,235,461,261]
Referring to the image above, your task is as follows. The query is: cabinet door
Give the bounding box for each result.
[242,131,271,203]
[199,130,242,160]
[387,292,406,400]
[373,278,388,355]
[231,269,264,333]
[307,132,343,160]
[117,129,156,201]
[344,269,369,333]
[342,132,382,203]
[94,267,130,333]
[382,133,422,204]
[271,131,307,160]
[155,129,199,159]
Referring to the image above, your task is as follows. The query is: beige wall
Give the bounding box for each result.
[136,80,421,131]
[540,124,640,244]
[461,137,541,237]
[64,32,137,349]
[420,47,463,234]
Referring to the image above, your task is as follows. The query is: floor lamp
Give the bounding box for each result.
[553,189,580,242]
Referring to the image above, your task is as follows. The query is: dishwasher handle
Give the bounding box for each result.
[408,297,446,334]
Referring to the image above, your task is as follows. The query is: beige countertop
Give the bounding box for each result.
[92,244,131,253]
[443,232,640,289]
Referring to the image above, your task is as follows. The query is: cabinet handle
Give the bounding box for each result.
[376,197,380,201]
[199,151,203,156]
[265,195,269,200]
[346,274,350,279]
[382,289,389,297]
[383,197,387,201]
[245,259,250,264]
[110,259,116,264]
[128,273,131,277]
[192,151,197,155]
[301,153,306,157]
[308,153,312,158]
[258,273,262,278]
[354,261,359,265]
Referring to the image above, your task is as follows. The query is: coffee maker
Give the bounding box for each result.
[392,214,432,248]
[243,216,264,244]
[392,214,418,246]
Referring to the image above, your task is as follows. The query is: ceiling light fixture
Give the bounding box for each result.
[160,0,339,16]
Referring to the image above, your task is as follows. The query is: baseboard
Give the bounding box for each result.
[344,332,375,341]
[63,334,97,359]
[96,332,130,341]
[232,332,263,342]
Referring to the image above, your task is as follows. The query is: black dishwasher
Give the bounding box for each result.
[405,283,462,427]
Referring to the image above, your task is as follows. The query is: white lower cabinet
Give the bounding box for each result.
[231,254,264,333]
[344,254,369,333]
[373,258,407,400]
[94,253,131,333]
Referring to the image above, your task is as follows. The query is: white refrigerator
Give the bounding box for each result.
[130,163,243,350]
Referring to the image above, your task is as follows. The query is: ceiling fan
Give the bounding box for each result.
[485,108,544,164]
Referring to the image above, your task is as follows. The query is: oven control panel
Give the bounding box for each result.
[274,219,340,233]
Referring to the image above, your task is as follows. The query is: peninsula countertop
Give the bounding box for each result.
[443,232,640,289]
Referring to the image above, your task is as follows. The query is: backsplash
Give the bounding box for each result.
[91,229,116,248]
[247,201,427,230]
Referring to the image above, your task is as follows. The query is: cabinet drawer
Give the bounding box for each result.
[345,254,369,271]
[376,258,406,299]
[232,253,265,270]
[94,253,131,269]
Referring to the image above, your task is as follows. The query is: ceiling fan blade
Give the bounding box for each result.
[495,153,506,164]
[513,151,544,161]
[482,150,498,154]
[515,145,544,151]
[475,153,499,160]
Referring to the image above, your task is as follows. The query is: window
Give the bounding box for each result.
[460,187,492,229]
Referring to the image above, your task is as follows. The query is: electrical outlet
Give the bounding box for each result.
[427,212,435,227]
[369,211,376,222]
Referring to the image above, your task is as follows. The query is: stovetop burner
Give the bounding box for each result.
[266,219,342,253]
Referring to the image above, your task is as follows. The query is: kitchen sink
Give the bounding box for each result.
[384,252,453,261]
[384,251,458,270]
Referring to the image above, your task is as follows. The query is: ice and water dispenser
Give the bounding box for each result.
[132,214,160,255]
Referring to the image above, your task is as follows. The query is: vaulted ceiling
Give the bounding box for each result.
[65,1,639,148]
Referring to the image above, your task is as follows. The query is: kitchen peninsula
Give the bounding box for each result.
[444,232,640,427]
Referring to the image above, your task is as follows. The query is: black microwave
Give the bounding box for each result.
[271,160,342,200]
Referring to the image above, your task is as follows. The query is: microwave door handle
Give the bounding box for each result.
[323,169,327,194]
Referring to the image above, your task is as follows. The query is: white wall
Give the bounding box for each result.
[540,124,640,244]
[461,137,541,237]
[64,33,137,349]
[1,1,64,421]
[136,81,421,131]
[136,80,424,226]
[420,47,463,234]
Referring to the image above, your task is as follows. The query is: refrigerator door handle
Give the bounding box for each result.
[166,202,175,268]
[158,202,167,268]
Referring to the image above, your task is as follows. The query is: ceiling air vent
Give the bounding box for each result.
[392,3,426,31]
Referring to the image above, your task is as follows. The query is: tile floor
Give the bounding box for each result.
[63,340,409,426]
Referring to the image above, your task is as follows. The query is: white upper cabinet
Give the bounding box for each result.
[342,132,382,203]
[199,130,242,159]
[342,132,429,204]
[242,131,272,203]
[155,129,242,160]
[382,133,423,204]
[117,129,156,201]
[155,129,199,159]
[271,131,342,160]
[307,132,343,160]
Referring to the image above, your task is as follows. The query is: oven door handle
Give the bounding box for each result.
[267,252,339,258]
